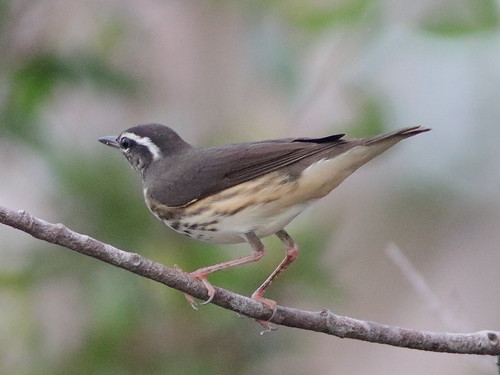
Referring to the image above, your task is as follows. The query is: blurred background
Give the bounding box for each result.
[1,0,500,374]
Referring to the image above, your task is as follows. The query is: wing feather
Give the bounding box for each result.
[147,134,348,207]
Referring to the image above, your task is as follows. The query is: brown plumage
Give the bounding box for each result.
[99,124,430,316]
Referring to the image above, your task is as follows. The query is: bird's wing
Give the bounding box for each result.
[218,134,347,181]
[148,126,429,207]
[149,134,350,207]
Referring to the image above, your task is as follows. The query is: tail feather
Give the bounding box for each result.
[364,126,431,145]
[287,126,430,202]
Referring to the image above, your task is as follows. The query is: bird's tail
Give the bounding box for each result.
[364,126,431,146]
[291,126,430,201]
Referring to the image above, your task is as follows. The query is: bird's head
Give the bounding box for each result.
[99,124,191,177]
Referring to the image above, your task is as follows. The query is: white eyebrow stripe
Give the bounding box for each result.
[121,132,162,160]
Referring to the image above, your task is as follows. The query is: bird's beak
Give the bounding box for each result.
[99,136,120,148]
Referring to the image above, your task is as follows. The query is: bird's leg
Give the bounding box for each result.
[251,230,299,320]
[188,231,265,305]
[174,264,199,310]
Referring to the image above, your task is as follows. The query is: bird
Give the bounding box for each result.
[99,124,430,314]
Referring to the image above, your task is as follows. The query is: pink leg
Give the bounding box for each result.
[251,230,299,318]
[188,232,265,305]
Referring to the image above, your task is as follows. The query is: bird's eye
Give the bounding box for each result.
[120,137,134,150]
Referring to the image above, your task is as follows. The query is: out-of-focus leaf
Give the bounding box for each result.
[349,94,386,137]
[52,153,154,248]
[421,0,500,36]
[0,271,30,290]
[276,0,371,32]
[1,53,137,148]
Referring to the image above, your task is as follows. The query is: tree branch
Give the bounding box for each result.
[1,205,499,356]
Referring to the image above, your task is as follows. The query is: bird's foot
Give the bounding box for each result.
[189,269,216,305]
[251,290,278,332]
[174,265,215,309]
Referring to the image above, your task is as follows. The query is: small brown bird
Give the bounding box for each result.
[99,124,429,312]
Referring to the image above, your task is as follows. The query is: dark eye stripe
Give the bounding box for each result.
[120,137,135,150]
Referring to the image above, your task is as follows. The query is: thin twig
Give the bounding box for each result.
[386,243,500,372]
[385,243,466,332]
[1,205,499,355]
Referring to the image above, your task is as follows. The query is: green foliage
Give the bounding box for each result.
[282,0,371,32]
[53,153,154,247]
[421,0,500,36]
[348,94,387,137]
[252,0,371,32]
[1,53,136,149]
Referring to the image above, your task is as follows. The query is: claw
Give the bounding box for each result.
[174,265,216,306]
[174,265,200,309]
[187,269,216,305]
[184,294,199,310]
[258,320,278,334]
[251,291,277,320]
[196,274,216,305]
[251,291,278,330]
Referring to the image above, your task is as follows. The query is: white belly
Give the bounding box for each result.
[164,201,311,244]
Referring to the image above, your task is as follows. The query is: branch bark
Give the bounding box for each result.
[1,205,499,356]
